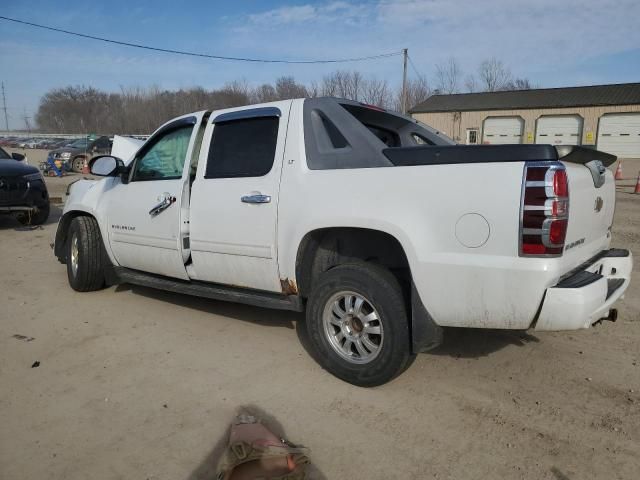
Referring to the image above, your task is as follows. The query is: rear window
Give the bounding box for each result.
[339,103,441,148]
[205,117,279,179]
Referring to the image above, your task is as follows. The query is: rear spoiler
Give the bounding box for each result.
[382,144,617,168]
[383,144,557,166]
[555,145,617,168]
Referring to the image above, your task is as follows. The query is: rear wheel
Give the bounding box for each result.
[66,216,106,291]
[305,262,414,387]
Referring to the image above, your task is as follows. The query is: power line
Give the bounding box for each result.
[407,54,427,81]
[0,15,403,64]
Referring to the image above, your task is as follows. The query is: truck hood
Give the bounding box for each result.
[112,135,144,165]
[0,159,39,176]
[50,147,83,155]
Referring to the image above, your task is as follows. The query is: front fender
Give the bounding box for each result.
[54,177,117,264]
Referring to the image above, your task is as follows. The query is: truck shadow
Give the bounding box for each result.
[118,285,539,358]
[118,284,302,330]
[187,404,327,480]
[429,327,540,358]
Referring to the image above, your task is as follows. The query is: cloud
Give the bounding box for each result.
[249,5,318,24]
[236,0,640,82]
[248,2,369,26]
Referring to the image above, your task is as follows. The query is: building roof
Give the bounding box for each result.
[409,82,640,114]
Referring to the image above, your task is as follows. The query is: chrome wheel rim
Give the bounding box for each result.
[70,233,79,277]
[322,291,383,364]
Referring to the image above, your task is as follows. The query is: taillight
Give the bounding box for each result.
[520,162,569,257]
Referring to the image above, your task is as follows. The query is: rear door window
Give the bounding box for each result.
[205,117,279,179]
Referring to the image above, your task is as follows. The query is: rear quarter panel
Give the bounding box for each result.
[278,101,557,328]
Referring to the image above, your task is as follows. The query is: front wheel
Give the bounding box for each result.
[305,262,414,387]
[66,216,106,291]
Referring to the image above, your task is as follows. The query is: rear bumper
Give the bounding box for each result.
[535,249,633,331]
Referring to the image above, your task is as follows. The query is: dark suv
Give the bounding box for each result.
[0,147,49,225]
[48,136,112,173]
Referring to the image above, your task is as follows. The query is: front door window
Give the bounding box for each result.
[132,126,193,181]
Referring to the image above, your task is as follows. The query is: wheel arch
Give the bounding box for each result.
[54,210,97,262]
[293,226,443,354]
[294,227,411,298]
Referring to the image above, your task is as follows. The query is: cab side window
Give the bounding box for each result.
[132,126,193,181]
[205,117,279,179]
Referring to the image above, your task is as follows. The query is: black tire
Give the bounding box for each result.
[66,216,106,292]
[305,262,415,387]
[16,203,50,226]
[72,156,86,173]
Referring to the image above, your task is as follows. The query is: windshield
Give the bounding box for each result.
[0,147,11,159]
[69,139,88,148]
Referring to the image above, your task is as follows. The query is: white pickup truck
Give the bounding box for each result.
[54,97,633,386]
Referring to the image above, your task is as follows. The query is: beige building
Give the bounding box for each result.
[410,83,640,158]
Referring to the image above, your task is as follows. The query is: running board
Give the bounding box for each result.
[113,267,304,312]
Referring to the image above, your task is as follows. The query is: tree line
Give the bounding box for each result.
[35,57,534,134]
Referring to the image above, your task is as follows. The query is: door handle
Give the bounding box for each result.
[149,193,176,217]
[241,194,271,204]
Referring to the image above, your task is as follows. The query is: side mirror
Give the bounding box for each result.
[11,152,25,161]
[89,155,126,176]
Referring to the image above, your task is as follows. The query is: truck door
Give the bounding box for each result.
[106,113,205,280]
[188,102,291,292]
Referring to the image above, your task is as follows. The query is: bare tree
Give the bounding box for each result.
[360,78,392,109]
[319,71,365,100]
[253,84,278,103]
[464,74,478,93]
[435,57,461,94]
[394,76,431,112]
[274,76,307,99]
[34,69,466,133]
[478,58,512,92]
[504,77,534,91]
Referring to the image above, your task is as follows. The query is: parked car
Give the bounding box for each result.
[53,98,633,386]
[4,137,21,148]
[16,138,31,148]
[0,146,49,225]
[47,136,112,172]
[24,138,42,149]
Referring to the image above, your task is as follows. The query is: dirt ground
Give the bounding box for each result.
[1,150,639,480]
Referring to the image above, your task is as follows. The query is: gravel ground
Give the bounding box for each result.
[1,150,639,479]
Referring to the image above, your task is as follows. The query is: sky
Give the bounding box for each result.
[1,0,639,130]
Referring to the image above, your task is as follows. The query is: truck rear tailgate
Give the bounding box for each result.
[555,146,617,276]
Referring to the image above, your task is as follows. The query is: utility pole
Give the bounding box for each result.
[401,48,408,115]
[23,107,31,134]
[1,82,8,131]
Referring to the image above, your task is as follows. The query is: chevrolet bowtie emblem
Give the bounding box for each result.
[594,196,604,212]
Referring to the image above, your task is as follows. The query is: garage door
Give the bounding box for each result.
[597,113,640,158]
[536,115,582,145]
[483,117,523,144]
